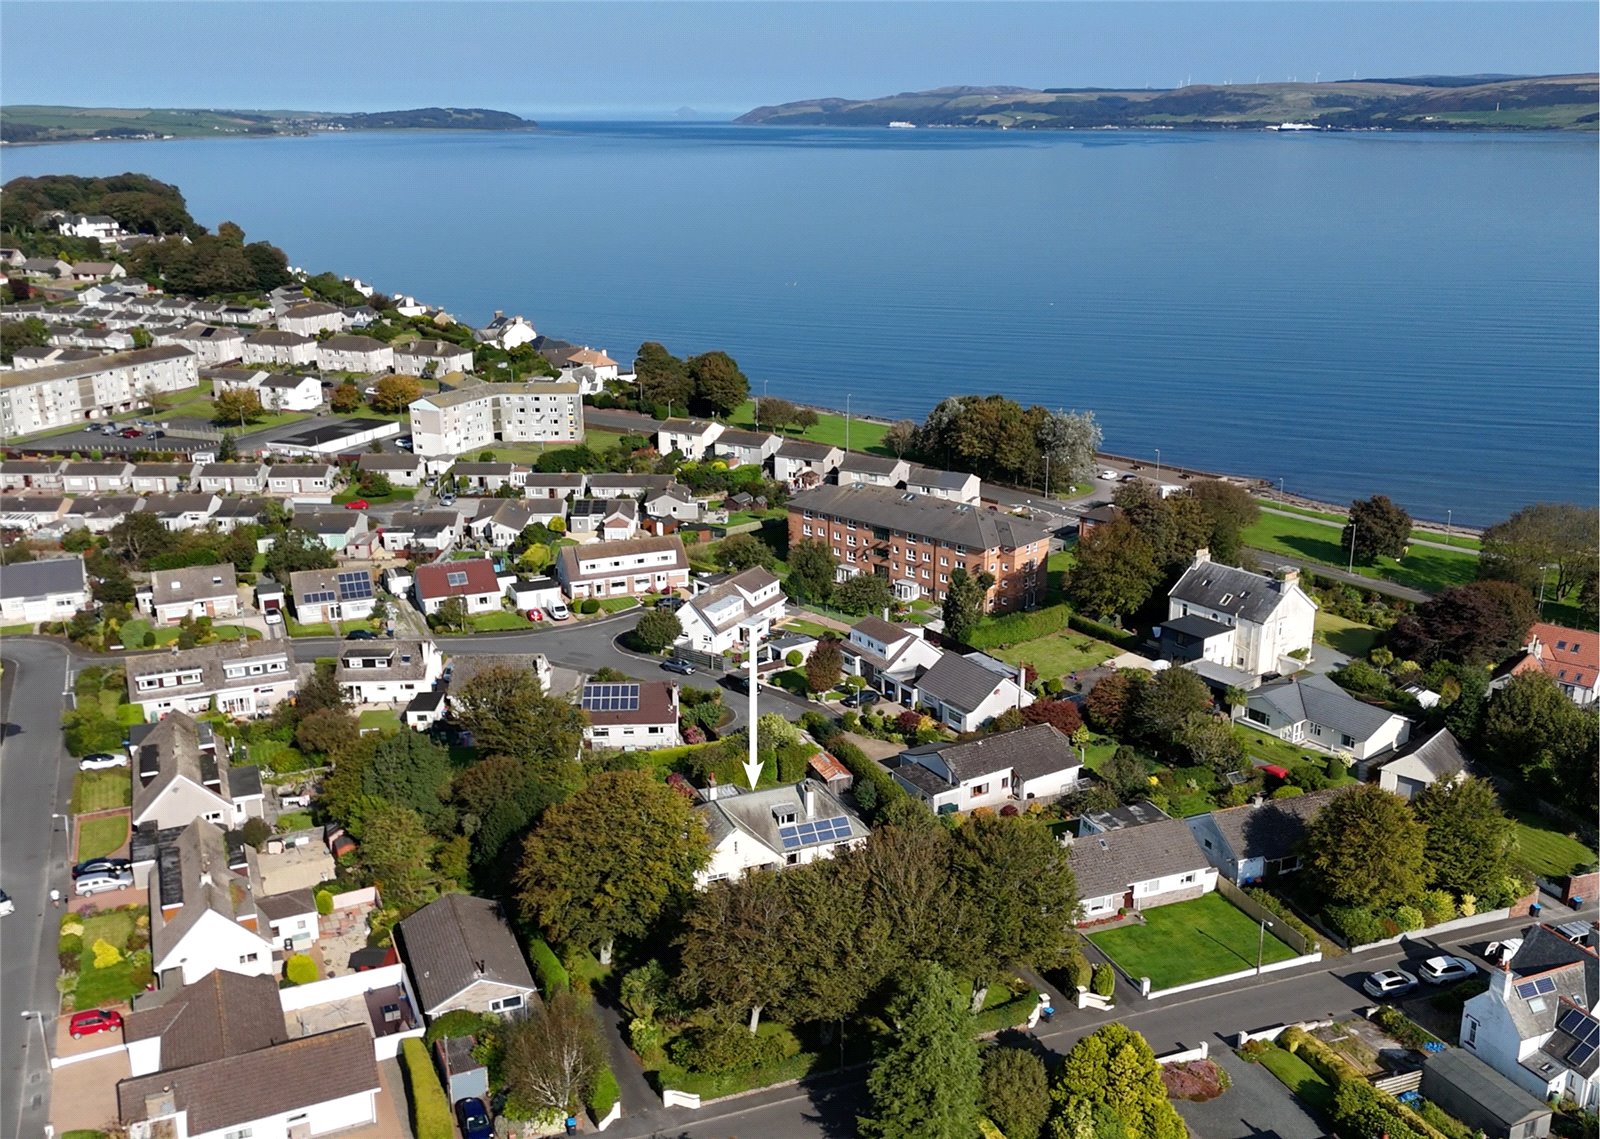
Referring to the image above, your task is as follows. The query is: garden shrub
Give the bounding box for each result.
[91,938,122,969]
[529,937,570,994]
[1419,890,1455,928]
[1392,905,1425,933]
[1271,785,1305,799]
[965,605,1069,650]
[580,598,600,614]
[1374,1005,1443,1051]
[627,1016,664,1060]
[1243,888,1324,954]
[284,954,317,985]
[1063,947,1091,992]
[1324,904,1383,946]
[58,932,83,960]
[785,650,802,667]
[424,1008,495,1046]
[400,1036,453,1139]
[1090,962,1115,998]
[669,1021,785,1074]
[588,1064,620,1119]
[1068,612,1138,647]
[828,737,904,822]
[315,889,334,916]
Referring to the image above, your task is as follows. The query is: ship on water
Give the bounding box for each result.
[1266,122,1320,132]
[888,120,916,129]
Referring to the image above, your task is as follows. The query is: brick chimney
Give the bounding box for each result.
[1193,548,1211,566]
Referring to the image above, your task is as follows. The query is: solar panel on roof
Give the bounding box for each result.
[1571,1042,1596,1068]
[1519,977,1559,999]
[581,683,640,712]
[303,589,336,605]
[336,570,373,600]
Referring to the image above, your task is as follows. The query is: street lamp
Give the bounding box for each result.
[1154,448,1161,484]
[1278,477,1285,497]
[1445,509,1452,547]
[1346,519,1357,574]
[1256,919,1275,974]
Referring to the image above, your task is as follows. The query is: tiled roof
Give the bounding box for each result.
[1068,817,1211,899]
[415,558,501,600]
[1169,555,1307,625]
[851,615,913,647]
[1248,674,1402,743]
[695,780,868,859]
[1530,621,1600,690]
[583,679,677,726]
[121,969,287,1069]
[1383,727,1471,780]
[839,453,904,476]
[917,651,1016,715]
[0,555,86,600]
[906,465,978,490]
[1203,786,1351,862]
[396,894,537,1012]
[147,563,236,604]
[776,439,840,460]
[790,484,1052,550]
[320,334,387,352]
[557,535,689,582]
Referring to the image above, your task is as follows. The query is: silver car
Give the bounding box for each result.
[1362,968,1418,1000]
[74,872,132,897]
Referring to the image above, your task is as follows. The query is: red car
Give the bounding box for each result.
[525,608,544,622]
[1260,764,1291,781]
[69,1009,123,1038]
[118,428,142,438]
[344,499,369,510]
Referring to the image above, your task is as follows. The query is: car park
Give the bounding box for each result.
[75,872,132,898]
[78,752,127,771]
[1418,956,1478,985]
[547,602,571,621]
[69,1009,124,1039]
[455,1097,493,1139]
[661,657,696,675]
[73,857,132,880]
[1362,968,1418,1000]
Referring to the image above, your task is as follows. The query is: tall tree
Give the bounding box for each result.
[883,419,917,458]
[1479,502,1599,598]
[778,852,891,1023]
[1479,671,1599,804]
[983,1048,1051,1139]
[1180,711,1246,775]
[1389,579,1538,666]
[861,822,961,968]
[330,381,361,412]
[832,573,896,616]
[1190,479,1260,563]
[1048,1023,1186,1139]
[450,664,585,774]
[677,870,795,1032]
[262,527,336,582]
[942,568,994,644]
[1030,408,1102,491]
[371,374,422,413]
[108,510,177,567]
[1343,495,1412,563]
[1084,669,1144,736]
[858,961,981,1139]
[212,387,265,427]
[949,816,1078,995]
[785,538,836,604]
[1133,666,1213,753]
[634,341,693,411]
[1066,518,1161,620]
[1413,776,1522,905]
[714,531,775,571]
[359,730,454,830]
[805,636,844,693]
[516,771,710,958]
[633,608,683,653]
[753,396,798,433]
[503,991,606,1117]
[687,350,749,418]
[1304,785,1428,909]
[356,803,438,913]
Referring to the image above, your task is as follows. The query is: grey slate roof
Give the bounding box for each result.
[917,651,1016,715]
[851,615,913,648]
[1248,674,1401,743]
[1163,614,1234,639]
[905,724,1080,784]
[146,563,236,605]
[1384,726,1471,780]
[1169,557,1304,624]
[395,894,537,1013]
[1423,1048,1553,1128]
[906,465,978,491]
[1203,786,1352,863]
[0,555,86,600]
[775,439,841,461]
[120,969,287,1070]
[791,484,1052,551]
[838,453,902,476]
[695,779,868,858]
[1068,817,1211,900]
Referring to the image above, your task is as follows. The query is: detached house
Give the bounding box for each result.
[137,563,240,625]
[413,558,504,616]
[396,894,539,1020]
[713,428,781,469]
[291,510,367,552]
[1186,786,1352,885]
[889,724,1081,814]
[656,418,725,461]
[695,780,870,887]
[913,651,1033,732]
[644,482,702,522]
[126,639,299,722]
[837,453,910,488]
[905,466,982,504]
[841,616,943,702]
[0,555,90,623]
[1374,727,1475,800]
[1069,818,1218,923]
[1164,550,1317,678]
[131,712,264,830]
[580,679,682,750]
[677,567,786,654]
[337,639,444,705]
[474,311,537,350]
[1243,673,1411,762]
[473,499,562,548]
[1503,622,1600,707]
[773,439,844,486]
[571,497,639,540]
[555,535,691,600]
[288,566,379,624]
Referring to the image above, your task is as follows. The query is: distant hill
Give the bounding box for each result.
[736,75,1599,131]
[0,105,538,144]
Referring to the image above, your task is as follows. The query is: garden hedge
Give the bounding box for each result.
[588,1063,620,1119]
[400,1036,453,1139]
[529,937,570,994]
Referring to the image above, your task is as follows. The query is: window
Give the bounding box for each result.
[1340,733,1356,748]
[1464,1017,1477,1047]
[785,852,800,866]
[1180,872,1197,885]
[225,1129,255,1139]
[971,783,989,798]
[238,953,259,965]
[1000,776,1009,789]
[490,994,525,1012]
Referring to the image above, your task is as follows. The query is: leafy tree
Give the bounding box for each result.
[793,407,818,431]
[1048,1023,1185,1139]
[1343,495,1411,563]
[883,419,917,458]
[516,771,710,956]
[1389,579,1538,666]
[451,664,585,772]
[1021,699,1083,736]
[1032,407,1102,491]
[785,538,836,604]
[294,706,362,764]
[677,869,795,1032]
[776,853,891,1023]
[0,315,49,363]
[360,730,454,830]
[687,350,749,417]
[806,637,844,693]
[330,381,361,412]
[1180,712,1246,775]
[1132,666,1212,752]
[356,803,437,912]
[1114,481,1212,573]
[1479,671,1599,805]
[753,396,798,433]
[1100,745,1149,800]
[950,816,1079,988]
[1479,502,1599,598]
[715,532,775,572]
[635,341,693,411]
[1305,784,1428,909]
[262,527,336,583]
[431,595,468,633]
[983,1048,1051,1139]
[217,430,239,461]
[451,755,571,883]
[634,608,683,653]
[833,572,896,616]
[1084,669,1143,735]
[1189,479,1260,563]
[371,374,422,414]
[503,991,606,1116]
[1066,518,1160,620]
[1413,776,1521,905]
[108,510,177,567]
[940,568,994,644]
[858,961,981,1139]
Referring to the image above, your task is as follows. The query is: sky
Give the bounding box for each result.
[2,2,1595,119]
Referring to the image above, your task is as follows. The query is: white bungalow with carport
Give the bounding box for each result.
[1067,817,1218,923]
[693,780,869,887]
[1242,673,1411,762]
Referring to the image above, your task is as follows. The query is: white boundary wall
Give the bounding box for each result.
[1137,951,1322,1000]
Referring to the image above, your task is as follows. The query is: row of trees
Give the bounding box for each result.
[900,395,1101,490]
[634,341,751,419]
[1,173,201,239]
[121,221,294,296]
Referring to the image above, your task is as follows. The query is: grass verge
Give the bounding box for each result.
[1313,611,1380,658]
[1243,513,1477,594]
[1255,1043,1335,1112]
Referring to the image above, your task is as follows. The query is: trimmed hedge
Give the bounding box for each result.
[1280,1027,1451,1139]
[588,1063,620,1119]
[967,605,1069,650]
[423,1008,494,1047]
[400,1036,453,1139]
[529,937,570,995]
[1068,613,1138,647]
[827,737,905,821]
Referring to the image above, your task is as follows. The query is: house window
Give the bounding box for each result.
[971,783,989,798]
[490,994,525,1012]
[1340,733,1356,748]
[1000,777,1009,789]
[1180,872,1197,885]
[225,1129,255,1139]
[239,953,259,965]
[785,853,800,866]
[1246,708,1268,725]
[1463,1017,1477,1047]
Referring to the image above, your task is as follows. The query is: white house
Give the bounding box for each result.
[130,712,264,830]
[276,301,346,337]
[1461,925,1599,1112]
[904,466,982,504]
[555,535,692,600]
[676,567,786,654]
[266,462,338,495]
[59,213,123,242]
[580,679,682,751]
[196,462,270,495]
[841,616,943,704]
[644,483,703,522]
[1374,727,1474,801]
[837,453,910,488]
[473,499,563,548]
[126,639,299,722]
[0,555,90,623]
[413,558,504,616]
[694,780,869,887]
[889,724,1081,814]
[773,440,844,486]
[137,563,240,625]
[315,334,393,374]
[242,328,319,367]
[336,639,444,705]
[1165,550,1317,677]
[148,820,275,985]
[1185,786,1353,885]
[155,323,246,367]
[288,566,379,624]
[508,576,564,613]
[1242,673,1411,761]
[713,428,782,469]
[913,650,1033,732]
[1507,622,1600,707]
[130,462,197,495]
[1068,818,1219,923]
[411,382,583,457]
[357,452,425,488]
[138,494,222,533]
[396,894,539,1020]
[258,371,323,411]
[62,460,135,493]
[656,418,725,461]
[474,312,538,350]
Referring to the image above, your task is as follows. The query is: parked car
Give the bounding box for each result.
[655,595,683,611]
[73,857,132,880]
[525,608,544,622]
[149,429,166,439]
[1486,937,1524,965]
[395,436,413,451]
[842,689,881,708]
[1361,968,1418,1000]
[345,629,377,640]
[78,752,127,771]
[439,493,457,506]
[1418,956,1478,985]
[263,609,283,625]
[74,872,131,898]
[344,499,369,510]
[1098,469,1118,480]
[0,889,13,917]
[118,428,142,438]
[547,602,571,621]
[69,1009,124,1039]
[455,1097,493,1139]
[661,657,696,675]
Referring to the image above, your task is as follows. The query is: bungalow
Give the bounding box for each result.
[905,465,981,504]
[289,566,379,624]
[1242,673,1411,762]
[570,497,639,540]
[380,509,462,554]
[644,482,702,521]
[147,819,275,985]
[197,461,270,495]
[20,257,70,279]
[1068,818,1219,923]
[315,334,393,374]
[523,472,586,502]
[130,712,264,830]
[65,260,127,282]
[1374,727,1475,800]
[126,639,299,722]
[290,510,367,552]
[61,460,135,494]
[62,495,139,533]
[837,453,910,488]
[889,724,1082,814]
[0,555,90,623]
[580,679,682,751]
[395,894,539,1020]
[129,462,198,495]
[713,428,781,469]
[0,494,69,533]
[139,493,223,532]
[677,566,786,654]
[694,780,869,887]
[413,558,504,616]
[1186,786,1353,885]
[450,461,524,493]
[773,439,844,486]
[276,301,346,336]
[1166,550,1317,678]
[209,497,269,532]
[914,650,1033,733]
[555,534,691,600]
[337,639,444,705]
[137,563,240,625]
[584,473,677,500]
[656,418,726,461]
[393,338,474,377]
[266,462,338,495]
[242,328,319,367]
[357,451,425,487]
[841,616,943,704]
[473,499,563,548]
[0,459,65,491]
[444,654,554,712]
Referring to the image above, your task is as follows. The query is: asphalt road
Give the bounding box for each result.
[0,639,77,1139]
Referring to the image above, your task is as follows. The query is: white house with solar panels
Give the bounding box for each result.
[579,680,681,751]
[693,780,869,888]
[288,567,378,624]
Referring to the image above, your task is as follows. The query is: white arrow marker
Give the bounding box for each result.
[743,632,761,789]
[743,758,764,791]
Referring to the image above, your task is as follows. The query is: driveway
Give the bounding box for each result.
[44,1042,129,1136]
[1171,1048,1325,1139]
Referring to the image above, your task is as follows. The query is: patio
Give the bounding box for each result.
[318,897,379,977]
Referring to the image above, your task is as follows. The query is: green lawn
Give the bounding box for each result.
[275,810,314,832]
[1242,512,1478,594]
[333,487,416,506]
[358,709,402,734]
[1263,502,1481,551]
[286,619,337,638]
[992,633,1118,681]
[1,623,35,635]
[468,610,532,632]
[1510,808,1597,879]
[72,769,131,813]
[1089,894,1298,989]
[595,597,640,614]
[77,814,128,861]
[1255,1043,1335,1112]
[728,400,892,456]
[72,907,148,1009]
[652,1023,814,1099]
[779,618,834,639]
[1313,612,1380,658]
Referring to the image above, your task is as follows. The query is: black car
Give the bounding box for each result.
[842,689,881,708]
[455,1097,492,1139]
[345,629,377,640]
[72,857,132,881]
[661,657,696,675]
[655,596,684,611]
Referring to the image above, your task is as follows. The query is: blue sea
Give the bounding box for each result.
[5,122,1595,525]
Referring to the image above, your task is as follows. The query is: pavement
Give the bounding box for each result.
[1243,549,1429,603]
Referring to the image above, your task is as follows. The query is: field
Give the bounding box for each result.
[1089,893,1298,989]
[1510,808,1597,880]
[76,814,129,861]
[727,400,892,456]
[1242,511,1478,594]
[1313,612,1380,658]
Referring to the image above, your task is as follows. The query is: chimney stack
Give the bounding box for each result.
[1193,547,1211,565]
[803,782,816,817]
[1278,567,1300,591]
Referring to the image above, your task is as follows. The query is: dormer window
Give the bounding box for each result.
[774,808,797,825]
